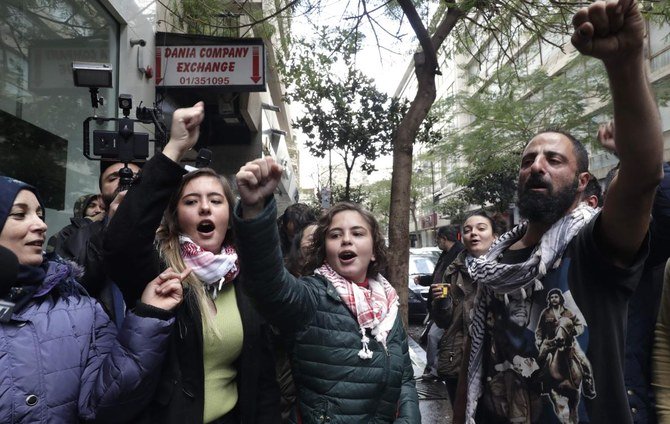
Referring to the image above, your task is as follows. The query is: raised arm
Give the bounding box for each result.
[104,102,205,304]
[233,158,320,332]
[572,0,664,266]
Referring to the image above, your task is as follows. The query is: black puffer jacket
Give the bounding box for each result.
[233,198,420,424]
[104,153,280,424]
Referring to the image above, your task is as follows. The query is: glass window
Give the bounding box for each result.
[0,1,118,238]
[409,254,437,275]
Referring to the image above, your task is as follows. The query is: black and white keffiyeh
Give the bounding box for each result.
[464,204,597,423]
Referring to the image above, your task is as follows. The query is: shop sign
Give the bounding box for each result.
[155,44,265,90]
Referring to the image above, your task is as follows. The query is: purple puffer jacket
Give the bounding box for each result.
[0,263,174,423]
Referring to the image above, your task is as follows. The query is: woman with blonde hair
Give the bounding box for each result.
[104,102,280,424]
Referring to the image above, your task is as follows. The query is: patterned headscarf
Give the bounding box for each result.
[315,263,398,359]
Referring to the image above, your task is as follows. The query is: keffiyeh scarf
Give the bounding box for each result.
[315,264,399,359]
[464,204,597,423]
[179,234,239,299]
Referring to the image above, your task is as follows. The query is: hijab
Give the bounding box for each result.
[0,176,80,305]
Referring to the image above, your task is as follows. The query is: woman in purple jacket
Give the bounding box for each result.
[0,176,186,423]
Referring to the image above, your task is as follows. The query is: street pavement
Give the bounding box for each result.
[408,328,453,423]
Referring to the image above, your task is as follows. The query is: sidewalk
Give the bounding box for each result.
[408,337,453,423]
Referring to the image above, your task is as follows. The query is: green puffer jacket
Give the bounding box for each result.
[233,198,420,424]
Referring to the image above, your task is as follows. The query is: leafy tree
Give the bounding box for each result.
[384,0,670,325]
[332,184,368,205]
[159,0,670,325]
[440,195,469,223]
[281,28,407,202]
[435,60,609,213]
[365,179,392,229]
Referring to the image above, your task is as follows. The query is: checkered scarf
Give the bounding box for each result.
[464,204,597,423]
[315,263,398,359]
[179,234,239,299]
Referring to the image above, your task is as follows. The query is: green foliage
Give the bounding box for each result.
[436,57,609,212]
[174,0,280,39]
[440,195,469,223]
[331,184,368,205]
[282,27,407,201]
[364,179,392,228]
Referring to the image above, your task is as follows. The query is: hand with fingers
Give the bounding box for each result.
[597,120,617,155]
[107,190,127,221]
[236,157,283,219]
[140,267,191,311]
[162,101,206,162]
[571,0,645,66]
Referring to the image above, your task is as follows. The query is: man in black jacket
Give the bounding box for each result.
[57,161,141,326]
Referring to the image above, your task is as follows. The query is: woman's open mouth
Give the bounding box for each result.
[338,251,357,263]
[197,220,216,234]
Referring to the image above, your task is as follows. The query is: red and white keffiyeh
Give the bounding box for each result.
[179,234,239,299]
[315,263,399,359]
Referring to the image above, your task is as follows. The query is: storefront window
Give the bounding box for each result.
[0,1,118,237]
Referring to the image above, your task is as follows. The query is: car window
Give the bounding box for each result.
[410,255,436,275]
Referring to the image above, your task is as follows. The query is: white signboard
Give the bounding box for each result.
[155,44,265,89]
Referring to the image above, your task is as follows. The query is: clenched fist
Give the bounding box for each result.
[236,157,283,219]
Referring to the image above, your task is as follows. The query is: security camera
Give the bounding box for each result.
[72,62,113,88]
[130,39,146,47]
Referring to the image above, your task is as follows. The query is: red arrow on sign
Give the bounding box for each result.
[155,47,163,85]
[251,46,261,83]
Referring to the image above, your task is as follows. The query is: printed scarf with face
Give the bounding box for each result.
[315,263,399,359]
[179,234,239,299]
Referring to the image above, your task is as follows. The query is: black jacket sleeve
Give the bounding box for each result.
[103,153,186,305]
[431,295,455,329]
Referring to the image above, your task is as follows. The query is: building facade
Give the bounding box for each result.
[0,0,299,239]
[395,15,670,247]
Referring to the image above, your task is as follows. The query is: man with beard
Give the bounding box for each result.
[460,1,664,423]
[58,161,142,326]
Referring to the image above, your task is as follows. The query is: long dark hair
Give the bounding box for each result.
[305,202,387,279]
[285,223,317,277]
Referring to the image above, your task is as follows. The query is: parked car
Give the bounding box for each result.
[407,247,440,323]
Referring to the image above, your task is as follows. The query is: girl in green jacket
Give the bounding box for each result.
[234,157,420,423]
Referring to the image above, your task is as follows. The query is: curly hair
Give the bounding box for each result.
[285,223,318,277]
[305,202,387,279]
[279,203,318,254]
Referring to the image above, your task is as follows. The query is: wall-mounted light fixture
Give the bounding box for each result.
[130,38,152,79]
[72,61,112,111]
[261,103,280,112]
[271,128,287,138]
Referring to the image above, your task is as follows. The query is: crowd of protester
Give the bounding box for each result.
[1,1,670,423]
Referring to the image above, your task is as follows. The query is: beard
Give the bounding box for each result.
[517,173,579,224]
[100,190,119,211]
